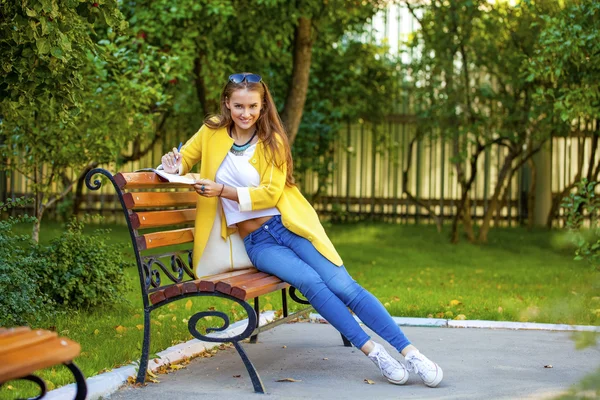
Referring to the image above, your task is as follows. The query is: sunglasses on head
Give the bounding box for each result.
[229,73,262,84]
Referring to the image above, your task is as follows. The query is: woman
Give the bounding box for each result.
[161,72,443,387]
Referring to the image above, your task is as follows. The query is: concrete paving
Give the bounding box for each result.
[109,322,599,400]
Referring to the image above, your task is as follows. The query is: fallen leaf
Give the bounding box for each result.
[136,324,144,330]
[323,358,328,360]
[544,365,553,368]
[185,299,193,311]
[233,375,241,378]
[449,299,462,306]
[170,364,185,371]
[115,325,125,334]
[454,314,467,320]
[93,329,100,335]
[384,302,390,308]
[147,370,158,379]
[364,379,375,384]
[276,378,301,382]
[282,345,287,349]
[6,385,13,390]
[497,307,503,313]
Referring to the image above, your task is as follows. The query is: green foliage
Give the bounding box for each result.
[0,198,53,327]
[37,218,131,309]
[0,199,130,326]
[123,0,393,193]
[295,39,398,189]
[562,178,600,271]
[0,1,180,237]
[528,1,600,122]
[0,0,127,117]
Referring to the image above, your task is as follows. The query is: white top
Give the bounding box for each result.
[215,143,280,227]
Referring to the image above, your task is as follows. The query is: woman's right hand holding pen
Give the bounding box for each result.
[161,143,183,174]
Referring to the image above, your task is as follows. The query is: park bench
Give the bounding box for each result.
[85,169,351,393]
[0,326,87,400]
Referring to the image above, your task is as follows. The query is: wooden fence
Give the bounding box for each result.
[1,119,596,228]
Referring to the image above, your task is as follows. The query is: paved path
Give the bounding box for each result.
[109,323,599,399]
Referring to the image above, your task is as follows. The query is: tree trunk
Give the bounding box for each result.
[281,17,314,146]
[402,134,443,232]
[478,151,516,242]
[527,157,537,229]
[532,141,551,227]
[462,196,475,241]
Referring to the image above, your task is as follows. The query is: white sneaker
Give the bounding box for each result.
[405,350,443,387]
[367,342,409,385]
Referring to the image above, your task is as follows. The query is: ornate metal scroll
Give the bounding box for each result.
[289,286,310,305]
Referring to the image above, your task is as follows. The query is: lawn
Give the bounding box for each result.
[2,220,598,398]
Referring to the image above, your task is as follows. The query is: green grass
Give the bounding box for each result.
[2,221,598,398]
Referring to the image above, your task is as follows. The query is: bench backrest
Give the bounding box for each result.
[87,170,199,306]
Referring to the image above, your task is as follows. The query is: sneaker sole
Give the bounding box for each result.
[387,375,409,385]
[423,363,443,388]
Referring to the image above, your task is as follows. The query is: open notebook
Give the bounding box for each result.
[136,168,200,185]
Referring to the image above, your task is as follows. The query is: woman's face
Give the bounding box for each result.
[226,88,262,132]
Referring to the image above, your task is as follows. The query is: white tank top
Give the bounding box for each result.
[215,143,280,227]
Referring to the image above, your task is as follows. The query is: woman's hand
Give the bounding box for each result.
[194,178,224,198]
[161,147,182,174]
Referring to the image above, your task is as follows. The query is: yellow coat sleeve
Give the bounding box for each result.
[179,126,205,175]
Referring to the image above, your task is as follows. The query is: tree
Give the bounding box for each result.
[0,2,177,241]
[403,0,564,243]
[528,1,600,227]
[123,0,389,145]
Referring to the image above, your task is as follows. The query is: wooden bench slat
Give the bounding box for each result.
[115,172,197,190]
[149,291,166,305]
[215,272,271,295]
[197,268,257,292]
[229,276,285,300]
[243,282,290,300]
[0,336,81,384]
[0,330,57,353]
[123,191,198,209]
[0,327,31,338]
[136,228,195,250]
[130,209,197,229]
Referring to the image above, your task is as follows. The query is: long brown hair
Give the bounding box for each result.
[204,75,295,186]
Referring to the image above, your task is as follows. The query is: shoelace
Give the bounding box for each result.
[372,349,396,372]
[406,354,429,376]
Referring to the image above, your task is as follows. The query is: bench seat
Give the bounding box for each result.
[148,268,290,305]
[0,327,87,399]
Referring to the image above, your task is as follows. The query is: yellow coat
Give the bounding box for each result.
[179,123,343,269]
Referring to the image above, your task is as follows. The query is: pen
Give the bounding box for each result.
[176,142,183,161]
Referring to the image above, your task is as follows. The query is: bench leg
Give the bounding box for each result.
[136,309,152,384]
[282,288,288,317]
[233,341,266,393]
[340,334,352,347]
[249,297,260,344]
[65,362,88,400]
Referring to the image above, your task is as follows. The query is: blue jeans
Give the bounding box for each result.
[243,215,411,352]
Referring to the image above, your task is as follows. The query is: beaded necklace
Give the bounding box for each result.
[229,127,257,156]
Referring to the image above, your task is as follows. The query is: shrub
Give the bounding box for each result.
[37,218,131,309]
[0,199,54,327]
[562,178,600,270]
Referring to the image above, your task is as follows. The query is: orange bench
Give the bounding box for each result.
[0,327,87,399]
[85,169,351,393]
